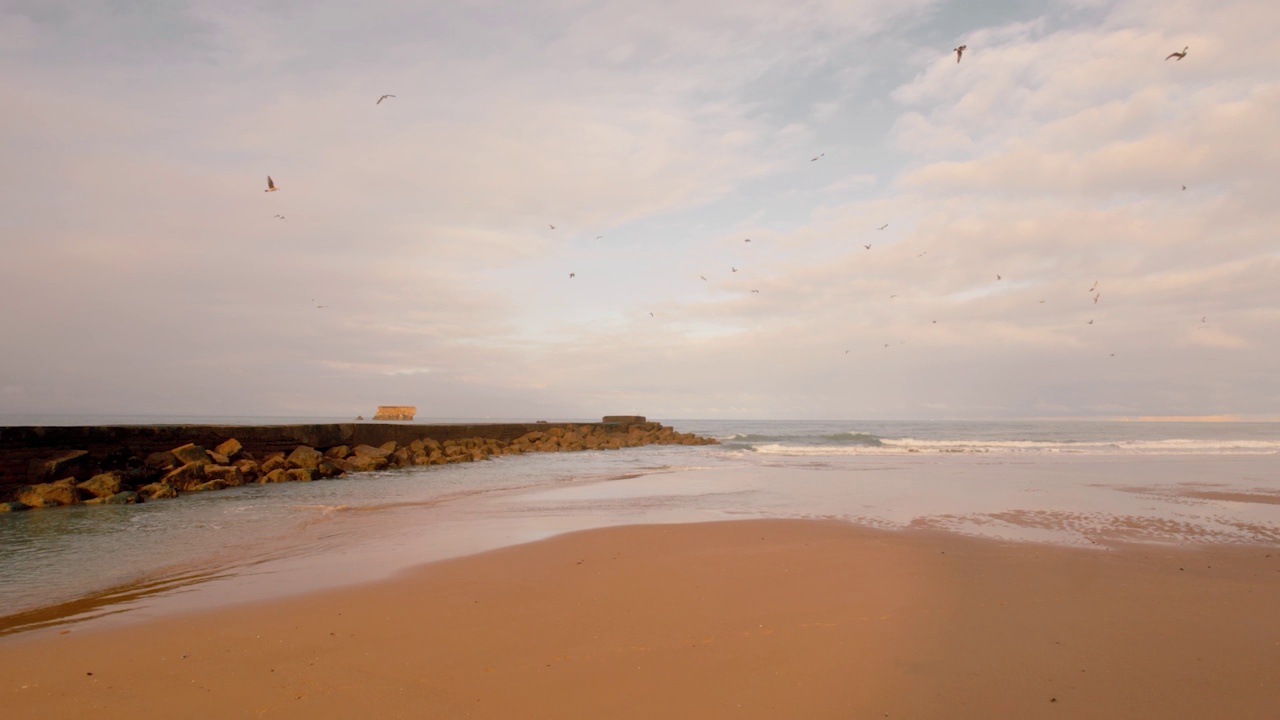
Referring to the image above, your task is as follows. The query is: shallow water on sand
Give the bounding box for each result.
[1,419,1278,635]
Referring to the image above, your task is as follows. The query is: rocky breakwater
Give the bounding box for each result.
[1,422,717,513]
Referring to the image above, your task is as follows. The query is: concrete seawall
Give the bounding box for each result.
[0,418,657,497]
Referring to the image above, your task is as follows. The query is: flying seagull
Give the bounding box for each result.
[273,214,285,220]
[649,312,654,317]
[1165,46,1188,61]
[731,267,738,273]
[878,224,889,230]
[954,45,967,63]
[917,251,928,257]
[595,235,603,239]
[1039,299,1046,304]
[1181,185,1187,191]
[1087,319,1094,325]
[569,272,575,279]
[376,94,396,104]
[1089,280,1098,292]
[1201,316,1207,323]
[265,176,277,192]
[751,289,760,293]
[889,294,898,299]
[996,274,1002,280]
[1093,293,1101,304]
[744,238,751,243]
[811,153,825,162]
[548,224,556,230]
[700,275,707,281]
[863,244,872,250]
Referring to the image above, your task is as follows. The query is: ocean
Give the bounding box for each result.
[2,418,1278,635]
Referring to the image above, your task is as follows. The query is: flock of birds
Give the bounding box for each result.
[263,43,1200,355]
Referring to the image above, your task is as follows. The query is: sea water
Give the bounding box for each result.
[1,418,1278,634]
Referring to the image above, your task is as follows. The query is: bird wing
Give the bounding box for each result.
[267,176,274,189]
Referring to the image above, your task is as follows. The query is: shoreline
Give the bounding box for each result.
[2,518,1277,718]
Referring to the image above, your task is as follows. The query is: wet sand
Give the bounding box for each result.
[2,519,1278,719]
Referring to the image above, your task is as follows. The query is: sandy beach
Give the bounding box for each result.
[2,518,1277,719]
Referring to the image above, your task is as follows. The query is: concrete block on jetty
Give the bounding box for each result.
[0,417,718,511]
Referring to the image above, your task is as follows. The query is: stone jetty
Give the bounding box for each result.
[0,418,717,513]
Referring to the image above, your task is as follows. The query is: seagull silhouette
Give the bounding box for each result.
[1087,319,1094,325]
[751,289,760,293]
[1089,281,1098,292]
[1039,299,1046,304]
[863,244,871,250]
[1201,316,1207,323]
[1093,293,1101,304]
[996,274,1002,280]
[878,224,889,230]
[548,224,556,230]
[273,214,285,220]
[954,45,967,63]
[744,238,751,243]
[731,267,738,273]
[700,276,707,281]
[889,295,898,299]
[569,272,575,279]
[376,94,396,104]
[811,153,825,162]
[649,312,654,317]
[916,251,927,257]
[1165,46,1188,61]
[265,176,277,192]
[845,350,850,354]
[595,235,603,239]
[1181,185,1187,191]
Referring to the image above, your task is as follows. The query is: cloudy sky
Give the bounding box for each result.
[1,0,1277,420]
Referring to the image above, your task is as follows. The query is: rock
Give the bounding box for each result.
[137,483,178,500]
[204,465,245,487]
[145,451,179,472]
[408,439,425,453]
[86,491,142,505]
[28,449,94,484]
[0,501,33,512]
[352,445,391,459]
[285,468,313,483]
[423,438,442,453]
[373,405,416,420]
[233,459,260,480]
[16,478,80,507]
[207,451,230,465]
[103,491,141,504]
[324,445,351,460]
[214,438,243,460]
[315,460,345,478]
[517,431,546,444]
[170,443,213,465]
[259,469,290,484]
[287,446,324,470]
[191,479,229,492]
[260,455,289,473]
[390,448,412,467]
[411,451,430,466]
[77,472,124,499]
[378,441,397,453]
[160,462,206,491]
[344,455,388,472]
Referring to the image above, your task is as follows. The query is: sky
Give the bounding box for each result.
[1,0,1277,421]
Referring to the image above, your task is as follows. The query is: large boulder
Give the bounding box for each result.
[170,443,213,465]
[207,451,230,465]
[351,444,391,459]
[233,459,260,481]
[145,451,179,472]
[160,462,206,491]
[16,478,80,508]
[315,460,345,478]
[214,438,243,461]
[77,472,125,499]
[344,454,388,472]
[204,465,245,487]
[378,441,397,453]
[259,469,288,483]
[190,479,228,492]
[136,483,178,500]
[260,454,290,473]
[324,445,351,460]
[285,468,314,483]
[85,491,142,505]
[287,446,324,470]
[28,450,94,484]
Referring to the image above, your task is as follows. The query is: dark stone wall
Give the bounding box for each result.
[0,421,637,497]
